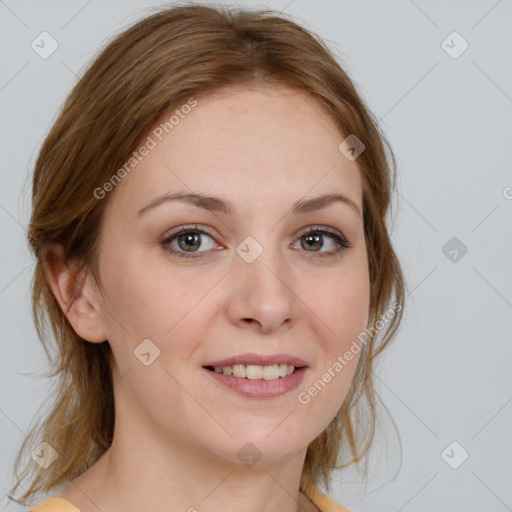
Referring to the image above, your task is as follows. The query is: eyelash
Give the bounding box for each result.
[160,224,352,260]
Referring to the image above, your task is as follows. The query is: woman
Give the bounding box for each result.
[9,3,405,511]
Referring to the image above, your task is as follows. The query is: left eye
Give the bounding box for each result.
[292,227,351,256]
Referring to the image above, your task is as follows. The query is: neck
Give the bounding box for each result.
[60,420,319,512]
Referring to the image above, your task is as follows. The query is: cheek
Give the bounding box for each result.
[101,248,193,327]
[300,257,369,405]
[100,256,218,365]
[296,304,367,436]
[308,259,370,347]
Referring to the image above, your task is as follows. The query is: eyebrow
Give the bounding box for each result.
[137,191,362,218]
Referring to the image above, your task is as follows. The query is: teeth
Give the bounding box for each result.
[213,363,296,380]
[278,363,289,377]
[246,365,263,379]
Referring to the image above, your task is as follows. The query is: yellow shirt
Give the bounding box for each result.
[30,485,353,512]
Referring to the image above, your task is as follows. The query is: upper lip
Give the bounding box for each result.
[204,353,309,368]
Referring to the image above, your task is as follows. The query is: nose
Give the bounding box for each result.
[225,241,301,334]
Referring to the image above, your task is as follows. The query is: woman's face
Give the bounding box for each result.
[92,85,370,466]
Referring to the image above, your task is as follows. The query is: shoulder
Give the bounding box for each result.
[30,496,81,512]
[304,484,355,512]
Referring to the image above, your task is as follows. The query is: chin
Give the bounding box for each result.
[203,425,311,468]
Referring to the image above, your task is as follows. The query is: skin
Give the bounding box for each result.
[44,84,370,512]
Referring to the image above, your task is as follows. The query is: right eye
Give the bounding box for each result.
[160,225,222,259]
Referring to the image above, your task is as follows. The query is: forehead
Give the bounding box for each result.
[104,84,363,221]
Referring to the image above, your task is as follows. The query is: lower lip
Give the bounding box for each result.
[204,367,307,398]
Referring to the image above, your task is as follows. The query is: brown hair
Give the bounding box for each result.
[9,2,405,506]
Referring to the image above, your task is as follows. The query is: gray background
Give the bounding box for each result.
[1,0,511,510]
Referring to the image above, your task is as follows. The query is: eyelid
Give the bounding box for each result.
[162,224,217,240]
[296,224,346,240]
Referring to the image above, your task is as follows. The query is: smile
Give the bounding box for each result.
[203,366,307,398]
[205,363,296,380]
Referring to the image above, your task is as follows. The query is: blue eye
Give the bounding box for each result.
[160,224,352,260]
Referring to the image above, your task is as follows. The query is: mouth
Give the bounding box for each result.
[202,353,308,398]
[203,365,307,398]
[204,363,302,381]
